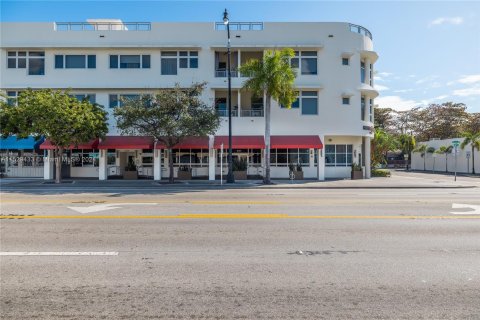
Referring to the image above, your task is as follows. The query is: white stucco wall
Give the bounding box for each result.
[411,138,480,174]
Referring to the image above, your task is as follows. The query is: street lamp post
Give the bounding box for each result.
[223,9,235,183]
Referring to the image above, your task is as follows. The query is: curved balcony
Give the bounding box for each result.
[349,24,372,40]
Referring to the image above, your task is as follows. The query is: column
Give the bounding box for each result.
[208,135,215,180]
[43,150,54,180]
[237,50,241,77]
[364,137,371,179]
[99,149,107,180]
[365,58,371,85]
[237,90,241,117]
[153,148,161,181]
[317,136,325,181]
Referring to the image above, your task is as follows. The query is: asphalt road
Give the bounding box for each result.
[1,181,480,319]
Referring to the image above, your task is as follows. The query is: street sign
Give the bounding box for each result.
[466,151,471,158]
[452,140,460,147]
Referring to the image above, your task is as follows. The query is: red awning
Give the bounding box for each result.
[40,139,99,150]
[270,135,323,149]
[98,136,154,149]
[155,136,209,149]
[214,136,265,149]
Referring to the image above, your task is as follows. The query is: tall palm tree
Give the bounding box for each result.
[413,144,427,171]
[460,131,480,174]
[239,49,297,184]
[398,134,416,170]
[435,146,452,173]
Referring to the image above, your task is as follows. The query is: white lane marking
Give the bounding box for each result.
[0,252,119,256]
[451,203,480,215]
[67,203,157,213]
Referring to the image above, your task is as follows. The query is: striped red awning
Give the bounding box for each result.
[40,139,99,150]
[98,136,154,149]
[214,136,265,149]
[270,135,323,149]
[155,136,209,149]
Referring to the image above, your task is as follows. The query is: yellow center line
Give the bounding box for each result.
[1,214,479,219]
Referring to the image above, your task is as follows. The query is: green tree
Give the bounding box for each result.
[374,107,395,132]
[460,131,480,174]
[371,129,397,168]
[114,83,220,183]
[398,134,416,170]
[238,48,297,184]
[413,144,428,171]
[1,89,108,183]
[435,146,452,173]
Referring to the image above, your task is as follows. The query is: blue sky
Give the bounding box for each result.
[2,0,480,112]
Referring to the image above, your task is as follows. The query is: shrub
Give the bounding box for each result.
[233,158,248,171]
[372,169,391,177]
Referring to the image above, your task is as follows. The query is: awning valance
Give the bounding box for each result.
[98,136,154,150]
[270,135,323,149]
[40,139,99,150]
[0,136,44,150]
[155,136,209,149]
[214,136,265,149]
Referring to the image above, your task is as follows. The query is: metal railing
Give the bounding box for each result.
[215,22,263,31]
[240,109,264,117]
[215,69,238,77]
[216,109,238,117]
[55,22,151,31]
[349,24,372,40]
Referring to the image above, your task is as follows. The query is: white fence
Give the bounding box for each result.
[411,138,479,174]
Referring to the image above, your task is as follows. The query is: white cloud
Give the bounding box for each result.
[434,95,449,100]
[393,89,414,93]
[374,84,389,91]
[377,72,393,77]
[457,74,480,84]
[375,96,420,111]
[415,75,439,85]
[429,17,464,27]
[453,87,480,97]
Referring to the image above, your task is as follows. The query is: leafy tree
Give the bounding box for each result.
[413,144,427,171]
[435,146,452,173]
[1,89,108,183]
[460,131,480,174]
[371,129,397,168]
[398,134,416,170]
[374,107,395,132]
[464,113,480,134]
[238,48,297,184]
[114,83,220,183]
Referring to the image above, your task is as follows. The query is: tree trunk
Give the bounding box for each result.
[445,154,448,173]
[423,154,426,171]
[55,147,63,184]
[263,93,271,184]
[472,145,475,174]
[168,148,174,183]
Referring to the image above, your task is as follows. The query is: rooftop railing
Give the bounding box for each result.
[55,22,151,31]
[349,23,372,40]
[215,22,263,31]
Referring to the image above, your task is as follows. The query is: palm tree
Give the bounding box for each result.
[398,134,416,170]
[239,49,297,184]
[413,144,427,171]
[435,146,452,173]
[460,131,480,174]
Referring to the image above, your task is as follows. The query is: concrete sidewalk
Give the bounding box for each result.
[1,170,478,189]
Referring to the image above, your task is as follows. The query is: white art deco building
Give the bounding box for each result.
[0,19,378,180]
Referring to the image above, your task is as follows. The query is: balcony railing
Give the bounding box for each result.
[55,22,151,31]
[215,22,263,31]
[215,69,238,78]
[241,109,264,117]
[216,110,238,117]
[349,24,372,40]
